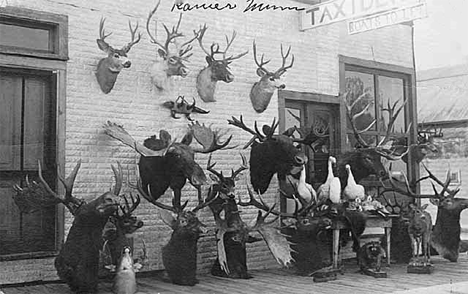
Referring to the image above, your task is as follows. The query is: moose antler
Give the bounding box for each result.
[189,121,235,153]
[103,121,172,157]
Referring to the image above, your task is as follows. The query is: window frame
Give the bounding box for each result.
[0,6,68,60]
[338,55,418,184]
[0,7,67,261]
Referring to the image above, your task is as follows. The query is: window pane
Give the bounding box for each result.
[344,71,376,132]
[0,23,51,52]
[285,107,301,130]
[378,76,405,133]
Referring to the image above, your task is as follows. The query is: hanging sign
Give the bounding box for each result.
[299,0,422,31]
[348,1,427,34]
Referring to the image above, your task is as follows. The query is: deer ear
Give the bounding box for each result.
[429,198,440,206]
[159,130,172,144]
[282,127,296,137]
[158,49,167,59]
[181,132,193,145]
[159,210,177,229]
[256,68,268,77]
[421,203,429,210]
[97,39,112,54]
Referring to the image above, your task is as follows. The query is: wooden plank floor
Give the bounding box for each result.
[2,254,468,294]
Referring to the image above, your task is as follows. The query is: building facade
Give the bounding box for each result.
[0,0,416,284]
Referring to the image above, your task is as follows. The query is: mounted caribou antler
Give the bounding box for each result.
[146,0,201,90]
[250,41,294,113]
[96,18,141,94]
[195,24,248,102]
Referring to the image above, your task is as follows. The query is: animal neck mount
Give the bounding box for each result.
[146,1,199,91]
[250,41,294,113]
[162,96,210,121]
[95,18,141,94]
[195,25,248,102]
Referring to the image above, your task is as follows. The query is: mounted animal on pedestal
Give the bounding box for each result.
[206,154,294,279]
[131,176,215,286]
[146,0,199,91]
[195,25,248,102]
[102,194,144,273]
[162,96,209,121]
[250,41,294,113]
[13,161,123,293]
[96,18,141,94]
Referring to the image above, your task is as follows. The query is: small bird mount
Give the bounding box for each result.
[162,96,210,121]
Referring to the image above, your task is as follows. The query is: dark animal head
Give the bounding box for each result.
[112,194,144,237]
[337,148,387,185]
[228,116,307,194]
[161,210,207,239]
[207,153,248,199]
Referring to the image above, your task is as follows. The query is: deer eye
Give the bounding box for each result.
[169,57,177,64]
[180,219,187,226]
[301,219,310,225]
[113,53,120,58]
[269,77,275,81]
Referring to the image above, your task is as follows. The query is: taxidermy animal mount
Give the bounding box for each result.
[250,41,294,113]
[162,96,209,120]
[13,160,123,293]
[146,0,200,91]
[95,18,141,94]
[195,24,248,102]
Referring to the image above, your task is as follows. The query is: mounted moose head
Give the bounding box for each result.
[195,25,248,102]
[250,41,294,113]
[336,91,411,186]
[162,96,210,121]
[146,1,199,90]
[96,18,141,94]
[228,116,307,194]
[13,160,123,293]
[103,121,233,212]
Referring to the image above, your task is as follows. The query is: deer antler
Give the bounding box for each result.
[122,20,142,53]
[253,40,272,74]
[189,121,235,153]
[118,193,141,218]
[98,18,112,45]
[231,153,248,179]
[206,153,225,181]
[222,30,249,62]
[274,44,294,76]
[195,25,247,62]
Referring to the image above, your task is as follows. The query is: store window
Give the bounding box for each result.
[0,7,67,259]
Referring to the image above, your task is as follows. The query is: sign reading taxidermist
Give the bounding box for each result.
[300,0,424,31]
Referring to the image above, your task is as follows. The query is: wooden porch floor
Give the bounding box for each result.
[2,254,468,294]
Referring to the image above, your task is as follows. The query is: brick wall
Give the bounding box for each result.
[0,0,414,284]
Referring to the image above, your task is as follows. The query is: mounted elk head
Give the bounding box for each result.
[13,160,123,293]
[146,0,199,90]
[250,41,294,113]
[195,25,248,102]
[103,121,233,212]
[336,91,411,186]
[96,18,141,94]
[131,175,214,286]
[228,116,307,194]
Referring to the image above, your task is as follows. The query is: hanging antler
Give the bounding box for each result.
[189,121,235,153]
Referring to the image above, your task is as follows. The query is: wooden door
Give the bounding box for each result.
[0,68,57,256]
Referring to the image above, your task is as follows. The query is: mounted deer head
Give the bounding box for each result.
[336,92,411,186]
[96,18,141,94]
[228,115,307,194]
[104,121,233,212]
[250,41,294,113]
[195,25,248,102]
[146,0,199,90]
[13,160,123,293]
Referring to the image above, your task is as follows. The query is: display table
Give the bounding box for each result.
[331,213,398,269]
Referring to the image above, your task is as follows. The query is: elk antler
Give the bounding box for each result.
[189,121,235,153]
[122,20,142,53]
[146,0,197,58]
[231,153,248,179]
[418,163,460,198]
